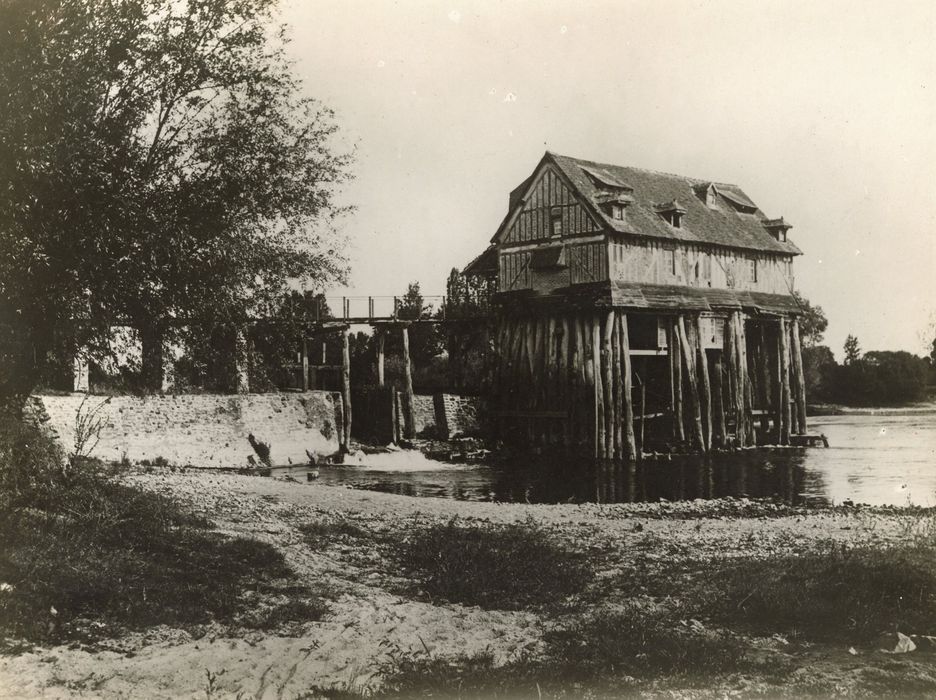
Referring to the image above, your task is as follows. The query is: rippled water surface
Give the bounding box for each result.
[315,414,936,506]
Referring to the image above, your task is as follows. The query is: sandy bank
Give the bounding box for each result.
[1,469,933,699]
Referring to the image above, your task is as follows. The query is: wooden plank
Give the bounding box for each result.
[301,338,310,391]
[495,409,569,418]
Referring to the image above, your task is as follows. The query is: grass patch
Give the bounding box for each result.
[0,417,325,644]
[313,605,745,699]
[300,517,375,547]
[692,541,936,643]
[391,517,591,610]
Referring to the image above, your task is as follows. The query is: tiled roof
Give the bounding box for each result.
[549,153,802,256]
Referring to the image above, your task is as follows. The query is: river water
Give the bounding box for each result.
[316,414,936,507]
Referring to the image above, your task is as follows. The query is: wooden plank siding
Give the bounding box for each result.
[499,242,607,293]
[504,166,602,244]
[608,239,794,295]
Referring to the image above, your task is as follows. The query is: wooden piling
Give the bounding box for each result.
[778,318,791,445]
[592,314,604,458]
[376,331,385,388]
[602,311,615,459]
[341,328,352,450]
[677,315,705,451]
[671,319,685,443]
[301,338,310,391]
[619,312,637,460]
[791,318,807,435]
[712,353,726,447]
[401,326,416,440]
[696,316,712,451]
[611,312,622,458]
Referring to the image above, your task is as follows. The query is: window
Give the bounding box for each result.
[750,258,758,283]
[612,204,624,220]
[694,261,700,280]
[550,207,562,237]
[670,249,677,275]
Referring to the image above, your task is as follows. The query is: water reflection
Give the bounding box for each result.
[314,415,936,507]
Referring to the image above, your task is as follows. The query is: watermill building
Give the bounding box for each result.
[464,152,808,459]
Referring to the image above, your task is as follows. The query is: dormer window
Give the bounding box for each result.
[763,217,792,243]
[653,199,687,229]
[550,207,563,237]
[594,190,634,223]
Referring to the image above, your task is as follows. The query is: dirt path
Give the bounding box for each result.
[1,469,933,699]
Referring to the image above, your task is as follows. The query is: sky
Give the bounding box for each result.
[281,0,936,357]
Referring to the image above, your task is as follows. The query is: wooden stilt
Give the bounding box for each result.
[791,318,807,435]
[593,314,604,459]
[341,328,352,451]
[671,318,685,443]
[696,316,712,451]
[620,312,637,461]
[401,326,416,440]
[712,353,726,447]
[779,318,791,445]
[602,311,615,459]
[301,338,310,391]
[376,331,385,388]
[559,316,571,447]
[677,315,705,451]
[611,312,622,459]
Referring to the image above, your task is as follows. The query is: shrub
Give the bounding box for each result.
[695,542,936,643]
[393,517,590,610]
[0,417,322,643]
[543,605,745,679]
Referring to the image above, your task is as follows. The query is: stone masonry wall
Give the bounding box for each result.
[393,392,484,440]
[34,392,341,468]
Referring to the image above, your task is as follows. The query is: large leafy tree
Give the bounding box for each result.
[0,0,352,403]
[791,291,828,348]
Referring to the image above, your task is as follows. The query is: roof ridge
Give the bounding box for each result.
[548,151,743,190]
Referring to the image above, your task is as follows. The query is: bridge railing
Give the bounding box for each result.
[310,295,451,321]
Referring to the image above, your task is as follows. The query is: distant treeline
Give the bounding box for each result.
[804,346,934,407]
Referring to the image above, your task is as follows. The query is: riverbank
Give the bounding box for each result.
[808,400,936,416]
[2,467,936,698]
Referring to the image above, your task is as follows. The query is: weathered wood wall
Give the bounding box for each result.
[609,239,794,294]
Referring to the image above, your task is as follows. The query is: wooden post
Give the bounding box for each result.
[759,325,772,438]
[779,318,791,445]
[619,312,637,461]
[376,330,385,388]
[602,311,615,459]
[791,318,807,435]
[235,327,250,394]
[670,319,685,443]
[72,352,90,392]
[696,316,712,452]
[559,316,571,447]
[677,315,705,451]
[401,325,416,440]
[301,338,310,391]
[341,328,352,450]
[611,312,622,459]
[712,353,726,447]
[592,314,604,459]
